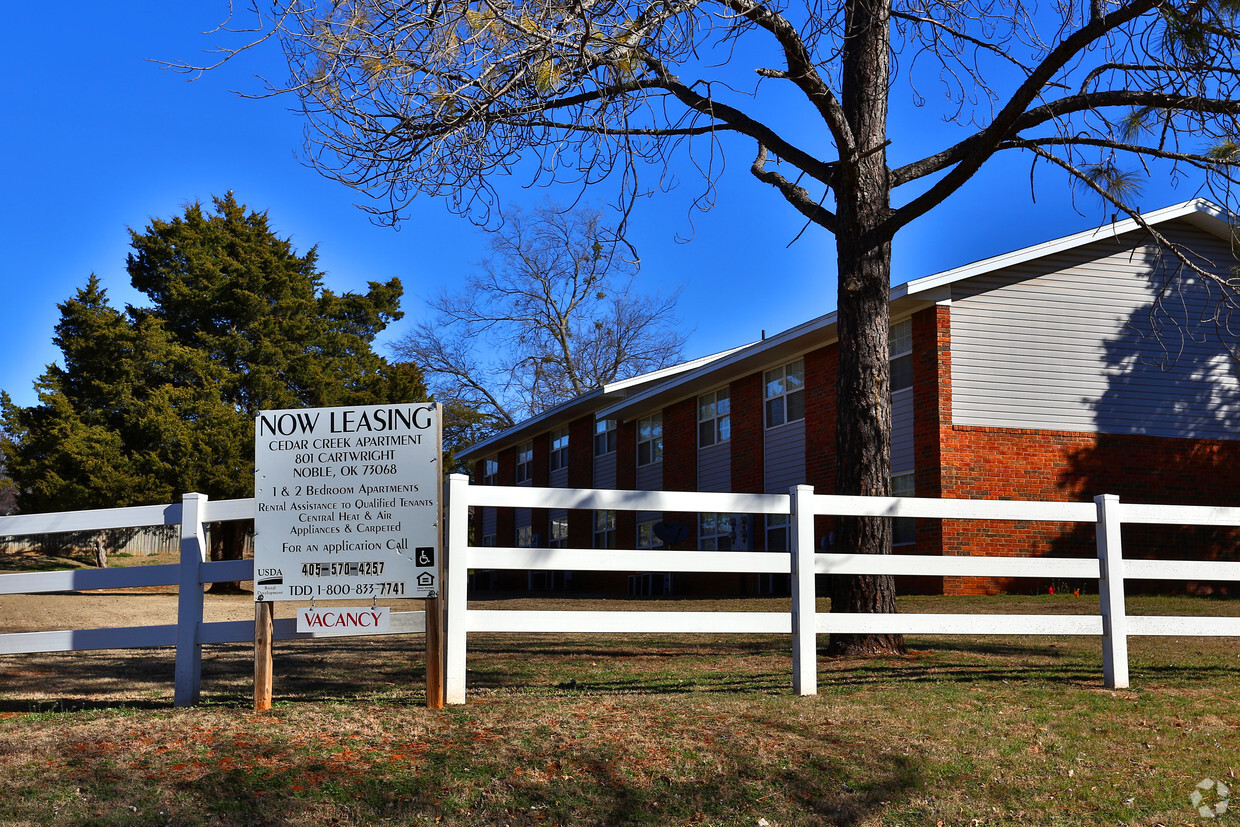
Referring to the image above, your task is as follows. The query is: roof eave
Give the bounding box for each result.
[455,344,753,462]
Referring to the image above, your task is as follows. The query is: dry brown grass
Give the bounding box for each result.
[0,593,1237,825]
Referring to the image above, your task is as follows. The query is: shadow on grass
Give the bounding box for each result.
[3,715,927,827]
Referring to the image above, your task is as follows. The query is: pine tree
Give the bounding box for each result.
[1,194,427,582]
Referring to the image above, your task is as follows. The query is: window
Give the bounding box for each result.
[890,318,913,392]
[593,510,617,548]
[516,524,534,547]
[594,419,617,456]
[481,457,498,486]
[764,359,805,428]
[550,427,569,472]
[637,519,664,549]
[699,513,744,550]
[698,388,731,447]
[637,413,663,465]
[549,515,569,548]
[515,441,533,483]
[892,472,916,546]
[766,514,789,552]
[482,534,497,548]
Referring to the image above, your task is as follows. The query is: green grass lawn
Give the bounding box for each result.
[0,594,1237,826]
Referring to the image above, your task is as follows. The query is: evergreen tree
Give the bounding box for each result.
[1,194,427,581]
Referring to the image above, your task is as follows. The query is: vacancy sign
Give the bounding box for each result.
[253,403,441,603]
[296,606,392,634]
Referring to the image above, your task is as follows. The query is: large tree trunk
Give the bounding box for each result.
[829,0,906,655]
[206,520,250,595]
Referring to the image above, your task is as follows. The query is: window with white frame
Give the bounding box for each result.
[482,534,497,547]
[481,457,498,486]
[549,516,569,548]
[550,427,569,472]
[766,514,789,552]
[892,472,916,546]
[515,441,534,483]
[637,413,663,466]
[698,388,731,447]
[890,318,913,392]
[516,524,534,548]
[699,513,740,550]
[593,510,617,548]
[764,359,805,428]
[637,519,664,549]
[594,419,617,456]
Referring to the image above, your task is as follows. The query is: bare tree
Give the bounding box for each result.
[396,203,686,444]
[186,0,1240,653]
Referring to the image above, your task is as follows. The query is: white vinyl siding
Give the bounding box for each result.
[951,223,1240,439]
[892,388,915,474]
[593,450,617,488]
[636,462,662,492]
[698,442,731,492]
[764,419,806,494]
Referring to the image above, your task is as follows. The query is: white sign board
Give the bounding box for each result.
[253,403,441,602]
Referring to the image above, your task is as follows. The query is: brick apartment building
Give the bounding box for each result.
[461,200,1240,596]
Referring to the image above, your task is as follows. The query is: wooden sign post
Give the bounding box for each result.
[425,594,444,709]
[254,601,274,711]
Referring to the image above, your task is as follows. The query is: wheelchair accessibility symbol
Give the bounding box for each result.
[416,546,435,567]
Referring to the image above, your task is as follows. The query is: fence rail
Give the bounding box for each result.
[0,495,426,706]
[443,478,1240,703]
[2,482,1238,707]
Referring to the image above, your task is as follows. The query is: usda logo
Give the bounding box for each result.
[1191,778,1231,819]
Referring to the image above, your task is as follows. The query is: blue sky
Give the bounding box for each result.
[0,4,1211,410]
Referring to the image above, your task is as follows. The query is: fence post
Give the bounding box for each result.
[174,492,208,707]
[791,485,818,696]
[444,474,470,704]
[1095,493,1129,690]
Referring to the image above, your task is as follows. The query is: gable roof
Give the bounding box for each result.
[892,198,1235,301]
[456,343,753,461]
[598,199,1235,422]
[461,199,1235,441]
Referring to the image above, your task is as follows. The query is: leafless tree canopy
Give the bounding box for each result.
[393,203,686,433]
[186,0,1239,652]
[200,0,1239,236]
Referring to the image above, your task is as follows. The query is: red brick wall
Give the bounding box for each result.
[731,373,764,495]
[940,427,1240,595]
[495,445,517,548]
[567,415,594,550]
[530,431,551,547]
[661,397,698,552]
[911,306,949,572]
[615,419,637,549]
[664,398,697,491]
[804,344,837,548]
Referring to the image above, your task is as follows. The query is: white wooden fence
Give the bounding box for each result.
[0,494,426,707]
[443,476,1240,703]
[2,483,1239,707]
